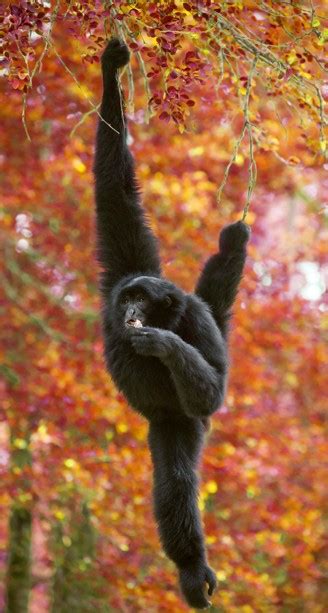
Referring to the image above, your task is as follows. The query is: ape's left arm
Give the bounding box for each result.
[129,320,227,418]
[196,221,250,337]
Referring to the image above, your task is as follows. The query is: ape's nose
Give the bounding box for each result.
[125,306,138,326]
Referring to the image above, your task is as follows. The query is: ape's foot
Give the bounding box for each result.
[101,38,130,72]
[219,220,251,254]
[179,563,217,609]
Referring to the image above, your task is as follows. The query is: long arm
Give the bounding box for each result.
[162,334,227,418]
[94,39,161,290]
[195,221,250,337]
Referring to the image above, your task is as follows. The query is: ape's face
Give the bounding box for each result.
[115,277,186,331]
[119,289,152,328]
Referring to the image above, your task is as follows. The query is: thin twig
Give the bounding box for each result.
[135,48,152,122]
[70,107,98,138]
[242,56,258,221]
[213,14,327,125]
[21,94,31,141]
[216,123,247,206]
[43,38,120,134]
[121,21,153,122]
[217,56,258,218]
[14,40,31,140]
[15,0,60,140]
[114,20,135,115]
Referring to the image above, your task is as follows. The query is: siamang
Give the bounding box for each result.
[93,39,250,609]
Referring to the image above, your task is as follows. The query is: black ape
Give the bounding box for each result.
[94,39,250,609]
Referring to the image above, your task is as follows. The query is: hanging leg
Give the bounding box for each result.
[148,417,217,608]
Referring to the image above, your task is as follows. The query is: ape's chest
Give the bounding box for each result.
[105,341,179,418]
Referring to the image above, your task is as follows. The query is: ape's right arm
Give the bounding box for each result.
[94,39,161,290]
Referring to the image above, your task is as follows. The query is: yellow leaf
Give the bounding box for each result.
[72,157,86,173]
[321,28,328,41]
[223,442,236,455]
[133,495,144,505]
[18,493,32,503]
[205,480,218,494]
[55,510,65,521]
[217,570,227,581]
[287,52,297,65]
[206,535,217,544]
[64,458,77,469]
[311,16,320,28]
[13,438,27,449]
[189,146,204,157]
[285,372,298,387]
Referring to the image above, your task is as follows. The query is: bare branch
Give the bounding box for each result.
[70,107,98,138]
[216,55,258,221]
[43,38,120,135]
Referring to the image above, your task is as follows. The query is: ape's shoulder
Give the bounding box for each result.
[185,292,216,321]
[182,293,223,339]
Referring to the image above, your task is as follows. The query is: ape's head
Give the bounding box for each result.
[113,276,186,331]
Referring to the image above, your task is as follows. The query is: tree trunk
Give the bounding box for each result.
[6,507,32,613]
[51,503,97,612]
[6,432,32,613]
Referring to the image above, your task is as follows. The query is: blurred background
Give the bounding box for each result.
[1,2,327,611]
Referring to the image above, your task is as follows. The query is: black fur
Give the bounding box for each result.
[93,38,250,609]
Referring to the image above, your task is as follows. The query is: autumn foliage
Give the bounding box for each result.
[1,1,328,611]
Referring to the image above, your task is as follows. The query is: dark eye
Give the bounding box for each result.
[121,295,130,305]
[164,296,172,308]
[136,294,145,302]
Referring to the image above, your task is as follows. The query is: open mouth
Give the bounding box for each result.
[126,319,143,328]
